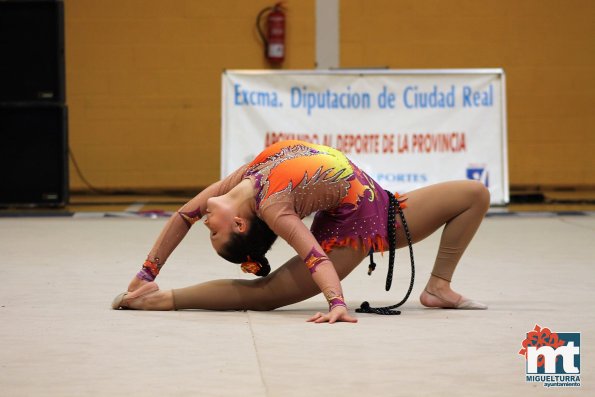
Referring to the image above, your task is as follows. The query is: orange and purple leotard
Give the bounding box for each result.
[243,140,404,257]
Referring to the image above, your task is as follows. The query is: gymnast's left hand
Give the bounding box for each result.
[307,306,358,324]
[127,275,148,292]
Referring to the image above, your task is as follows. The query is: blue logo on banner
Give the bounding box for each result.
[466,165,489,187]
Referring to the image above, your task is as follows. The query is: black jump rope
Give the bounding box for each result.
[355,190,415,315]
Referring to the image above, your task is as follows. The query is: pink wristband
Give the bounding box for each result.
[328,296,347,311]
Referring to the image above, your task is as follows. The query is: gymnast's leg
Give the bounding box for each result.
[394,180,490,308]
[123,247,368,311]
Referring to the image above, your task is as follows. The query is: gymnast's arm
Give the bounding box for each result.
[264,210,357,323]
[127,165,248,291]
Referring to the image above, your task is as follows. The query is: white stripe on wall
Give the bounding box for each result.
[315,0,340,69]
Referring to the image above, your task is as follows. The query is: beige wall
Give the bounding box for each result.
[341,0,595,187]
[66,0,315,190]
[66,0,594,191]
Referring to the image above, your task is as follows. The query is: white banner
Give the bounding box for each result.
[221,69,508,204]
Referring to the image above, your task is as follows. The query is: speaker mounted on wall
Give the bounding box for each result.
[0,103,69,207]
[0,0,65,103]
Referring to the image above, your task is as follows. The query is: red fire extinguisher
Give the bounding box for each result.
[257,3,286,65]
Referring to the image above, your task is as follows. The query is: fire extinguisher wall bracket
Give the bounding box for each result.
[256,3,286,65]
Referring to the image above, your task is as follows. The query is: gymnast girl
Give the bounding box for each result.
[112,140,490,323]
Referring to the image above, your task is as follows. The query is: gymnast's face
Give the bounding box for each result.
[204,196,247,253]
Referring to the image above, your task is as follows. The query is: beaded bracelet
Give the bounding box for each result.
[136,258,161,282]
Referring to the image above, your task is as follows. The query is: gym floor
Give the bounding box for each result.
[0,193,593,396]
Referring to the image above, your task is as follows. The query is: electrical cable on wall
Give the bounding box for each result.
[68,147,107,194]
[68,147,200,197]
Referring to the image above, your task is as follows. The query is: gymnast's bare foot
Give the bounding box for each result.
[420,276,487,310]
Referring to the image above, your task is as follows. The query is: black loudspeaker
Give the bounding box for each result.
[0,104,68,206]
[0,0,65,102]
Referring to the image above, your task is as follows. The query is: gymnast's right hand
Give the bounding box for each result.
[307,306,358,324]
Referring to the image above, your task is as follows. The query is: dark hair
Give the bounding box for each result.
[219,214,278,277]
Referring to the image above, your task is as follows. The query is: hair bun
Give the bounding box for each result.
[241,256,270,277]
[255,257,270,277]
